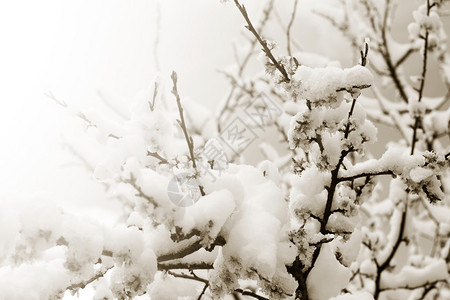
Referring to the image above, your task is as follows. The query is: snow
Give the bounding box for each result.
[307,243,352,300]
[424,109,450,134]
[94,135,147,180]
[331,228,362,267]
[291,65,372,105]
[380,258,447,290]
[62,214,104,273]
[258,159,283,185]
[359,259,377,276]
[148,272,198,300]
[2,1,449,299]
[110,248,157,298]
[408,98,427,118]
[290,166,330,218]
[178,189,235,247]
[330,291,374,300]
[292,66,343,104]
[341,145,425,178]
[409,167,434,183]
[377,191,405,263]
[0,259,71,300]
[205,164,297,298]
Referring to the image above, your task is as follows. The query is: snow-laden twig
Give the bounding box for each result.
[171,71,205,196]
[233,0,290,82]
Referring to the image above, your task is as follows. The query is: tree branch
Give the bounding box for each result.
[411,0,432,155]
[171,71,205,196]
[380,279,446,292]
[158,261,214,270]
[286,0,299,56]
[157,239,203,263]
[233,0,290,82]
[124,173,158,207]
[374,205,408,299]
[338,170,394,183]
[379,0,408,103]
[147,151,169,164]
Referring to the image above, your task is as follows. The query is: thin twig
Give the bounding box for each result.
[197,283,209,300]
[286,0,299,56]
[157,241,203,263]
[373,205,408,299]
[158,261,214,270]
[338,170,394,182]
[124,173,158,207]
[235,289,269,300]
[233,0,290,82]
[379,0,408,103]
[411,0,432,155]
[167,271,209,284]
[147,151,169,164]
[394,47,416,68]
[149,81,158,111]
[45,91,67,107]
[66,265,113,291]
[380,279,446,292]
[171,71,205,196]
[217,0,274,131]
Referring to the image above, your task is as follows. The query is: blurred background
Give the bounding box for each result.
[0,0,447,223]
